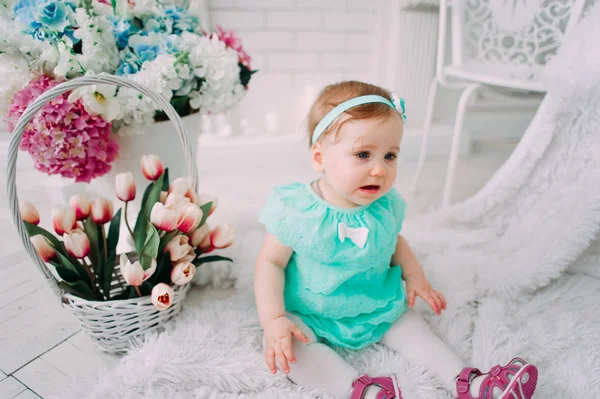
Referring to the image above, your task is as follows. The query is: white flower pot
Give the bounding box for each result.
[111,112,202,191]
[44,112,203,254]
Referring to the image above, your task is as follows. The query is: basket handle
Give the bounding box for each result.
[6,75,199,299]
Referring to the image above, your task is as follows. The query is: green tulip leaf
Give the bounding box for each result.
[192,255,233,266]
[162,167,170,191]
[150,251,173,285]
[198,201,212,226]
[49,260,80,283]
[158,230,179,253]
[84,216,103,277]
[134,173,164,253]
[55,250,85,278]
[59,280,97,301]
[140,222,160,271]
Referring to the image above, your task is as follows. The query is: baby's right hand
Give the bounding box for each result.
[263,315,310,374]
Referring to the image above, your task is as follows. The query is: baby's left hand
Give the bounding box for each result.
[404,272,447,315]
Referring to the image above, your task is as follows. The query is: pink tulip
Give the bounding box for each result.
[177,203,203,234]
[151,283,175,310]
[196,193,218,216]
[91,197,113,224]
[210,224,236,249]
[150,202,180,231]
[164,235,193,262]
[189,224,211,247]
[165,192,190,209]
[63,229,91,259]
[115,172,136,202]
[30,235,56,262]
[199,234,213,253]
[171,261,196,285]
[168,177,197,203]
[52,207,77,235]
[19,200,40,225]
[119,254,156,286]
[180,248,196,263]
[168,177,192,195]
[68,194,91,221]
[160,191,168,204]
[141,154,164,181]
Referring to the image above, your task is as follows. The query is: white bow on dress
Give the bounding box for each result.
[337,222,369,249]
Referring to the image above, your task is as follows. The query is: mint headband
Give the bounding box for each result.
[311,93,406,145]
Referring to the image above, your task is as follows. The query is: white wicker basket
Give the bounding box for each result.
[7,75,198,354]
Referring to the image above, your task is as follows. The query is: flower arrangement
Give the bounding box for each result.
[20,154,235,309]
[1,0,257,182]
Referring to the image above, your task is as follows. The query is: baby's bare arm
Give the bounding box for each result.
[254,233,293,327]
[254,233,309,374]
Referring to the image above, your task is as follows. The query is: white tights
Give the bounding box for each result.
[282,310,466,399]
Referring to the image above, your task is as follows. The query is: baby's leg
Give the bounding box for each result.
[283,313,359,399]
[380,309,465,392]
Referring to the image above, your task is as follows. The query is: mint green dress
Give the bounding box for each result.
[258,182,409,350]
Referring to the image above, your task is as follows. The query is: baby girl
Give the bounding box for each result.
[254,81,538,399]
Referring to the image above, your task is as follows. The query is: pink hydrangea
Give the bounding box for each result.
[215,24,252,69]
[6,75,119,183]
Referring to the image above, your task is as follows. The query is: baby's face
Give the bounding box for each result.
[318,114,403,207]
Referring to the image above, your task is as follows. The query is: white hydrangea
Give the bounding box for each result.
[0,12,54,73]
[73,9,119,75]
[53,41,82,79]
[129,0,170,19]
[116,53,191,131]
[179,33,246,114]
[67,74,120,122]
[0,53,32,120]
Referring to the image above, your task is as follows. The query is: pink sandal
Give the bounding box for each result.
[350,374,402,399]
[456,357,538,399]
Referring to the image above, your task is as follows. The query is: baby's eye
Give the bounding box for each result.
[385,153,397,161]
[356,151,370,159]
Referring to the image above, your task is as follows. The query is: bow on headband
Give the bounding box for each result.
[338,222,369,249]
[390,93,406,121]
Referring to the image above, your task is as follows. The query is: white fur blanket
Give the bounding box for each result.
[60,5,600,398]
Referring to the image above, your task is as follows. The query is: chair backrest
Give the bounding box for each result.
[440,0,588,83]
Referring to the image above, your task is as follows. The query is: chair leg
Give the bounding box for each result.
[442,83,482,208]
[410,77,440,193]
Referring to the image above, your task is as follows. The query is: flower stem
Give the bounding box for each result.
[124,201,135,241]
[135,286,142,297]
[102,224,108,263]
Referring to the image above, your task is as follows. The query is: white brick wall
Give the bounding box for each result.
[206,0,378,136]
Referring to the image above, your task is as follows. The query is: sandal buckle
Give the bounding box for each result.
[456,378,469,394]
[489,365,502,377]
[358,375,374,386]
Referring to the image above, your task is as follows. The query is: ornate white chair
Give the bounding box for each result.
[410,0,588,208]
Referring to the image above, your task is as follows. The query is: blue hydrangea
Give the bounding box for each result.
[13,0,76,42]
[128,33,179,64]
[164,6,199,34]
[144,16,172,34]
[13,0,45,22]
[13,0,48,31]
[34,1,71,32]
[116,49,141,76]
[111,17,138,50]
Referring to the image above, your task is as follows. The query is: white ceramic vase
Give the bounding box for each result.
[44,112,203,253]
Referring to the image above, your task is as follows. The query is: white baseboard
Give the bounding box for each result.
[195,123,471,160]
[401,124,471,160]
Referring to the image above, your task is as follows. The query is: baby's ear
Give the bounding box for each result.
[310,142,324,172]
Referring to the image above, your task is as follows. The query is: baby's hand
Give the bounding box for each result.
[405,272,447,315]
[263,316,310,374]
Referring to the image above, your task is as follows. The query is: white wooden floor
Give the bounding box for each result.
[0,136,517,398]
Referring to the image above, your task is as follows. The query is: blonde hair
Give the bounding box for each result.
[307,81,399,148]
